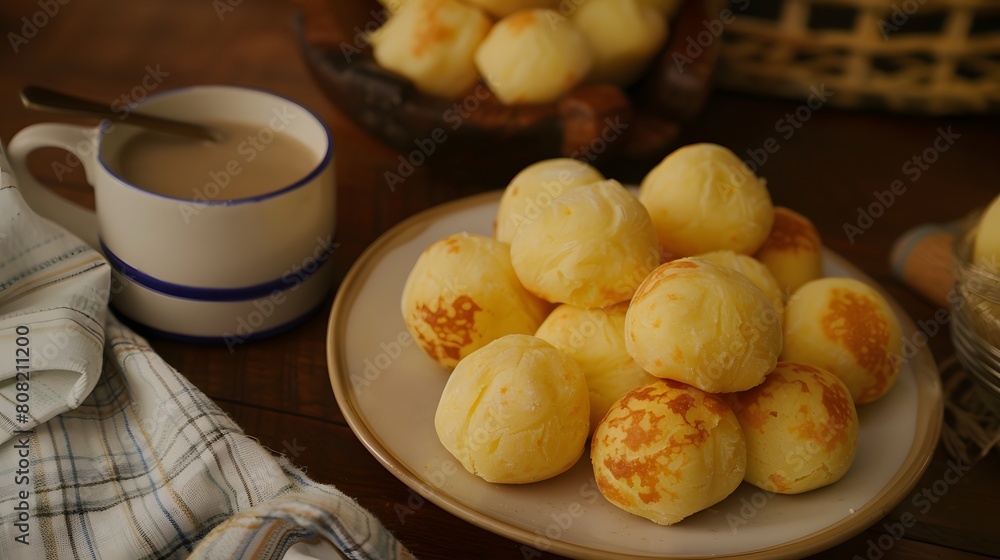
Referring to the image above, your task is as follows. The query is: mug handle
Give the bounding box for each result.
[6,123,101,250]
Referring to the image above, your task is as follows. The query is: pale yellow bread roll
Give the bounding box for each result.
[639,143,774,259]
[781,278,903,404]
[726,362,859,494]
[974,193,1000,268]
[494,158,605,243]
[592,379,746,525]
[435,334,590,483]
[376,0,409,13]
[572,0,668,86]
[534,303,658,430]
[510,179,659,308]
[371,0,492,99]
[753,206,824,296]
[693,249,786,324]
[463,0,559,17]
[475,9,593,104]
[625,258,782,393]
[401,232,552,368]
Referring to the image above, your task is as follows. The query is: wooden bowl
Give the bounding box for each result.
[293,0,724,175]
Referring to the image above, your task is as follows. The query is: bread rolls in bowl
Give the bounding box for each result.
[474,9,593,105]
[401,232,551,368]
[510,179,659,308]
[726,362,859,494]
[781,277,903,404]
[591,379,746,525]
[435,334,590,483]
[370,0,492,99]
[625,258,782,393]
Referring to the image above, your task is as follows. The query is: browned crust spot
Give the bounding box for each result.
[820,288,896,402]
[415,294,482,362]
[757,207,821,254]
[413,0,458,58]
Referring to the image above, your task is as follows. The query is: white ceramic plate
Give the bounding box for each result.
[326,191,943,559]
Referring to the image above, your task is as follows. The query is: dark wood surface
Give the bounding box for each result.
[1,1,999,559]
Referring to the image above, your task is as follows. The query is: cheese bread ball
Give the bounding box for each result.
[781,278,903,404]
[754,206,824,295]
[464,0,558,18]
[510,179,659,308]
[694,250,786,323]
[974,193,1000,268]
[639,143,774,259]
[592,379,746,525]
[534,303,658,430]
[401,232,552,368]
[371,0,492,99]
[435,334,590,483]
[494,158,605,243]
[625,258,782,393]
[726,362,859,494]
[572,0,668,86]
[475,10,593,104]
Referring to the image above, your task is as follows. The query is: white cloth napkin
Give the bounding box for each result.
[0,145,415,559]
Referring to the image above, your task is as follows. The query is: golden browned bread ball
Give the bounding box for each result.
[474,9,593,104]
[781,278,903,404]
[694,249,786,323]
[571,0,668,86]
[371,0,492,99]
[726,362,859,494]
[591,379,746,525]
[401,232,552,368]
[534,303,658,430]
[753,207,824,295]
[435,334,590,483]
[625,258,782,393]
[463,0,559,18]
[494,158,605,243]
[639,143,774,259]
[510,179,659,308]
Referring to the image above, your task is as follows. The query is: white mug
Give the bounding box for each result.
[7,85,336,344]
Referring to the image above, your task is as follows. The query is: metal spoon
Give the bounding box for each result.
[20,85,224,143]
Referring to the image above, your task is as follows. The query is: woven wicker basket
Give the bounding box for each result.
[715,0,1000,114]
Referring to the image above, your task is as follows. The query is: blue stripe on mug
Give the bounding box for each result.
[99,238,337,302]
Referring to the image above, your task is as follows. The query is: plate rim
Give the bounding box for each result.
[326,190,944,560]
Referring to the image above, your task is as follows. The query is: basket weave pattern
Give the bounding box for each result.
[715,0,1000,114]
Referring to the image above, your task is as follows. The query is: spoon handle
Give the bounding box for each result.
[20,86,222,143]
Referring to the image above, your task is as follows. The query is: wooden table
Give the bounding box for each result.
[1,1,998,558]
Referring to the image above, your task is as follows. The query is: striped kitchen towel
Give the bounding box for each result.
[0,148,414,559]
